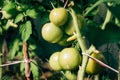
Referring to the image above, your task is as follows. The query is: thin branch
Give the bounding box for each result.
[63,0,68,8]
[82,53,119,73]
[84,0,114,17]
[0,61,24,67]
[101,8,112,30]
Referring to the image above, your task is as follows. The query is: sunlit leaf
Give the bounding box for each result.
[19,21,32,42]
[26,9,38,19]
[15,13,24,23]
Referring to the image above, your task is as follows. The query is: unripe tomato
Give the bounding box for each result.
[49,8,68,26]
[57,34,72,46]
[49,52,62,71]
[41,22,63,43]
[86,52,106,75]
[59,48,81,70]
[65,71,77,80]
[65,14,85,35]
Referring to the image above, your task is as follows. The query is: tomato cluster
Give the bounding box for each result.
[41,7,84,46]
[49,47,82,71]
[42,7,106,79]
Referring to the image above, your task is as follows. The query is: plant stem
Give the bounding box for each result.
[23,43,31,80]
[84,0,113,17]
[101,8,112,30]
[70,8,96,80]
[69,8,90,80]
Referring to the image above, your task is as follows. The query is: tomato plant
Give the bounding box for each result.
[0,0,120,80]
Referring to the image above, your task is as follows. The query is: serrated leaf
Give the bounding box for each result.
[19,21,32,42]
[15,13,24,23]
[26,9,38,19]
[8,39,19,60]
[31,60,40,80]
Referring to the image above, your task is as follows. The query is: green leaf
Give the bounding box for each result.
[19,21,32,42]
[26,9,38,19]
[2,3,16,11]
[8,39,19,60]
[31,60,40,80]
[20,62,25,75]
[0,26,3,35]
[15,13,24,23]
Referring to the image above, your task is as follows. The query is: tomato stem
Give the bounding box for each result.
[101,3,112,30]
[69,8,87,80]
[69,8,96,80]
[50,1,55,9]
[84,0,113,17]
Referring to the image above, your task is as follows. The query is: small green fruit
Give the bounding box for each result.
[49,52,62,71]
[86,52,106,75]
[65,71,77,80]
[59,48,81,70]
[41,22,63,43]
[49,8,68,26]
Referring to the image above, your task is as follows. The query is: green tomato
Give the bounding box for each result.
[49,52,62,71]
[57,34,72,46]
[65,71,77,80]
[49,8,68,26]
[41,22,63,43]
[65,14,85,35]
[86,52,106,75]
[59,48,81,70]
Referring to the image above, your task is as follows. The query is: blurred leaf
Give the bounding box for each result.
[19,21,32,42]
[84,22,120,47]
[2,3,15,11]
[15,13,24,23]
[26,9,39,19]
[20,62,25,75]
[31,60,40,80]
[8,39,19,60]
[0,27,3,35]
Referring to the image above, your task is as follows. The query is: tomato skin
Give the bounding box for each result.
[49,8,68,26]
[41,22,63,43]
[57,34,72,46]
[65,71,77,80]
[59,48,82,70]
[65,14,85,35]
[86,52,106,75]
[49,52,62,71]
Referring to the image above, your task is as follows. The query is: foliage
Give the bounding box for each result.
[0,0,120,80]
